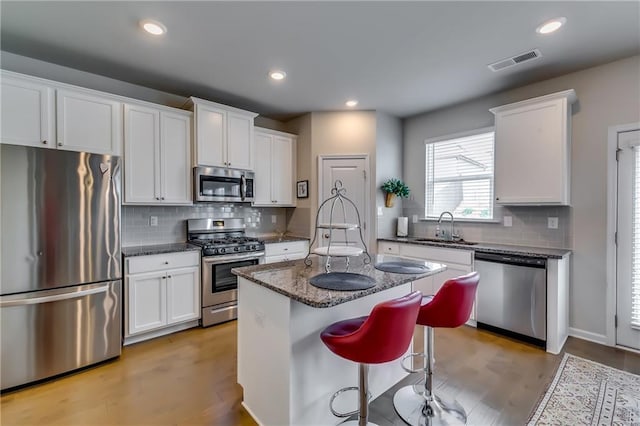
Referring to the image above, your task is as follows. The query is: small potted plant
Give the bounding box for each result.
[381,178,410,207]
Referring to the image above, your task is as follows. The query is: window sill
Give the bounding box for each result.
[420,217,501,224]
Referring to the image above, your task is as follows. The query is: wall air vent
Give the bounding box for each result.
[488,49,542,72]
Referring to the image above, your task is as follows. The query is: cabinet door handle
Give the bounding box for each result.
[42,140,47,145]
[161,197,165,200]
[58,142,63,146]
[156,197,160,200]
[164,261,169,265]
[167,275,172,278]
[162,276,166,280]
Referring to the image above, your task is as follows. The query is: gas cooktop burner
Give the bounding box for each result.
[188,235,264,256]
[186,218,265,257]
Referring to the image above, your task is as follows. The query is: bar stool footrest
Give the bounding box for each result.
[400,352,429,374]
[329,386,372,418]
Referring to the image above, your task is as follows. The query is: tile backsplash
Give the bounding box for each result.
[122,204,288,247]
[403,205,571,248]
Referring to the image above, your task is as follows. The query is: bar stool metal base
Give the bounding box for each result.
[393,386,467,426]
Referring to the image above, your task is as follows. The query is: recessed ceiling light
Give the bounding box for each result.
[345,100,359,107]
[536,17,567,34]
[140,19,167,36]
[269,70,287,81]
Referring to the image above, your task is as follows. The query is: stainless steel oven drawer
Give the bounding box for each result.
[202,303,237,327]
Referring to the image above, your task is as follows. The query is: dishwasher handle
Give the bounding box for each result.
[474,252,546,268]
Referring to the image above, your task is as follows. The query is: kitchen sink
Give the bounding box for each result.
[412,238,478,246]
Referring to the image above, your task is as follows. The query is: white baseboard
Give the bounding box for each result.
[568,327,608,346]
[123,319,200,346]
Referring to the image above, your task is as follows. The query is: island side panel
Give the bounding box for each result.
[546,255,570,354]
[289,282,413,426]
[237,276,291,426]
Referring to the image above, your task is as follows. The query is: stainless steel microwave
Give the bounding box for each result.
[194,166,255,203]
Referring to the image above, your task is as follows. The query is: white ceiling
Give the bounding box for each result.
[1,1,638,120]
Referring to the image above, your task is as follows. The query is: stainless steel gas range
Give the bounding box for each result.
[187,218,265,327]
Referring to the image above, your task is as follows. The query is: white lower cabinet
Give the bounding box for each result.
[125,251,200,345]
[378,241,476,321]
[264,240,309,263]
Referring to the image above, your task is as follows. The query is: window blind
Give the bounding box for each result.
[425,131,495,220]
[632,147,640,327]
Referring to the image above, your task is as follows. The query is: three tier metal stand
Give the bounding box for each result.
[304,181,373,290]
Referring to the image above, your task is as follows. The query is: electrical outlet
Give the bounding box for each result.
[149,216,158,227]
[548,217,558,229]
[503,216,512,227]
[412,215,418,223]
[271,215,277,224]
[377,206,383,217]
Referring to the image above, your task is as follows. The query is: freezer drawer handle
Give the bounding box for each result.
[0,285,109,307]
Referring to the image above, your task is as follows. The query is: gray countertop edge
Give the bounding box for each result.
[378,237,571,259]
[260,235,311,244]
[233,258,445,308]
[122,243,201,257]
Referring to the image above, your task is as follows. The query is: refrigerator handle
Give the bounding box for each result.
[0,284,109,307]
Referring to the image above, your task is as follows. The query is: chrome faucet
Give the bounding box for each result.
[436,211,458,241]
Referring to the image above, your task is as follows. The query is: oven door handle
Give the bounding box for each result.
[203,252,265,264]
[240,175,247,201]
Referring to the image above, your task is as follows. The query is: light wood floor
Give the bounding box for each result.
[1,322,638,426]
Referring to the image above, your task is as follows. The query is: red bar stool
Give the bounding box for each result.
[393,272,480,426]
[321,291,423,426]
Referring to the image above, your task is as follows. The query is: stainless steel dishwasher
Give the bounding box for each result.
[475,252,547,348]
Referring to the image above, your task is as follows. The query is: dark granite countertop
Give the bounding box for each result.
[232,254,446,308]
[122,243,201,257]
[378,237,571,259]
[259,235,310,244]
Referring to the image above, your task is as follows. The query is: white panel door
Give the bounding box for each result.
[124,104,160,203]
[56,88,121,155]
[272,136,294,206]
[161,111,192,204]
[128,272,167,336]
[195,104,226,167]
[253,132,273,205]
[0,75,54,148]
[166,267,200,324]
[617,129,640,350]
[227,112,253,170]
[319,157,369,249]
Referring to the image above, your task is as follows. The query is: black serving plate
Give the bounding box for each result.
[308,272,376,291]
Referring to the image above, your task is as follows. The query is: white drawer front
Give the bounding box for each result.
[378,242,400,254]
[265,240,309,257]
[127,251,200,274]
[399,244,473,265]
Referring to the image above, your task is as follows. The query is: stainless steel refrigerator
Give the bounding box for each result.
[0,144,122,391]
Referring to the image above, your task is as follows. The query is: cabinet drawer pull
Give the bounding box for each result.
[42,140,47,145]
[167,275,172,278]
[164,261,169,265]
[161,197,165,200]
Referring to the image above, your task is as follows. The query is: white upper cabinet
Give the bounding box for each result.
[0,72,55,148]
[252,127,297,207]
[189,97,257,170]
[124,103,191,205]
[490,89,577,206]
[56,88,122,155]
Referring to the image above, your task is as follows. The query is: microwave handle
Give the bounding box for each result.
[240,175,247,201]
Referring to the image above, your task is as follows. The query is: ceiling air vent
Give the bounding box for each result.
[488,49,542,72]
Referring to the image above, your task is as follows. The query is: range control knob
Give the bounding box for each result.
[234,247,240,252]
[219,248,226,254]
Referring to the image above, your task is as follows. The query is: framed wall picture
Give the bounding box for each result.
[297,180,309,198]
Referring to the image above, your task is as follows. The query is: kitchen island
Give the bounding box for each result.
[232,255,446,426]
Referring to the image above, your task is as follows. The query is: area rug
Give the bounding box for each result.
[528,353,640,425]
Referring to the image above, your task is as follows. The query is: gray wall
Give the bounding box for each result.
[403,55,640,337]
[375,112,404,239]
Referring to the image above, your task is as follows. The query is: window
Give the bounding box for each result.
[425,130,495,220]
